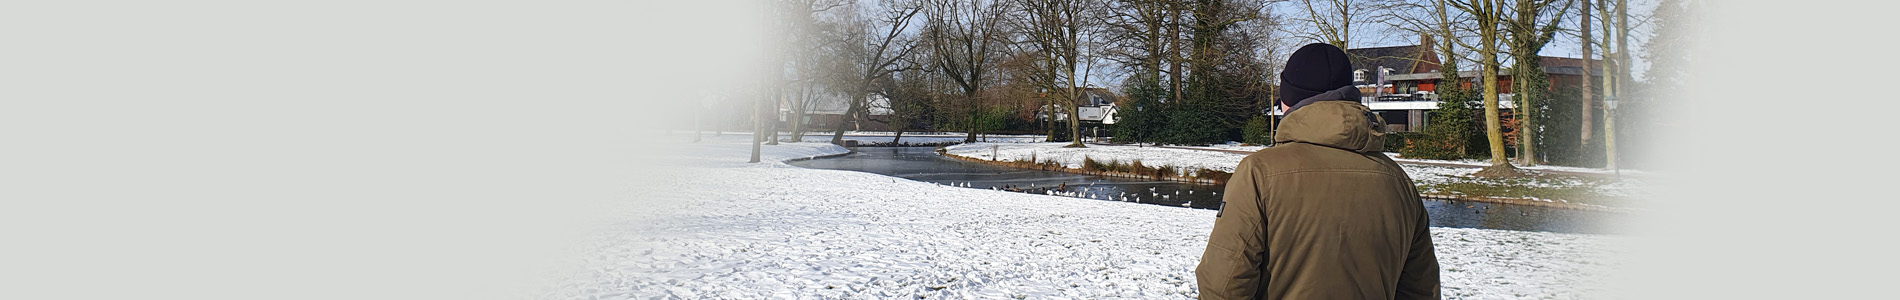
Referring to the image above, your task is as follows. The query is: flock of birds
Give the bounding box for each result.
[1461,203,1534,216]
[939,181,1215,208]
[940,181,1536,216]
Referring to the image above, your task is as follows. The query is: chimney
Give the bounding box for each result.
[1417,33,1440,74]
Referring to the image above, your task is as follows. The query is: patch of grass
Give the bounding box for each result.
[1418,174,1628,207]
[1081,156,1108,172]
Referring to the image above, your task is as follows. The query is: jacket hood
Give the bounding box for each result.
[1273,100,1386,153]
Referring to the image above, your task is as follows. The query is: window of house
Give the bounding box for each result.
[1354,69,1367,83]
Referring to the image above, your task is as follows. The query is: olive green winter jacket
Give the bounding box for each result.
[1195,100,1440,300]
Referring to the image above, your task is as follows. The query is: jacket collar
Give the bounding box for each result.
[1286,85,1362,114]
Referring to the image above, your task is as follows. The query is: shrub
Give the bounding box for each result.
[1539,86,1606,167]
[1242,115,1272,145]
[1398,135,1466,160]
[1113,75,1169,144]
[1392,90,1484,160]
[1385,131,1428,152]
[1156,100,1229,145]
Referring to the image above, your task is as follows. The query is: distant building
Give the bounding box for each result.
[1036,87,1120,125]
[1330,35,1600,132]
[777,88,892,132]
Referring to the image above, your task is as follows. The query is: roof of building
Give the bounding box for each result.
[1381,56,1604,81]
[1348,44,1431,75]
[1345,35,1444,77]
[1538,56,1603,76]
[780,86,890,116]
[1082,87,1119,106]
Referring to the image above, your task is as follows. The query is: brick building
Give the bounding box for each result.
[1329,35,1600,132]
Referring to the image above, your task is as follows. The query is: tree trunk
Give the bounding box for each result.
[1046,96,1059,142]
[1482,48,1505,167]
[1579,0,1594,144]
[1067,89,1084,148]
[829,93,863,146]
[1517,71,1535,166]
[766,92,781,145]
[789,82,811,142]
[750,85,764,163]
[1167,4,1183,103]
[964,92,979,143]
[693,97,703,143]
[1606,0,1626,170]
[1478,4,1508,168]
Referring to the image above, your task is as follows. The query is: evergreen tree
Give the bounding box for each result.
[1112,74,1170,144]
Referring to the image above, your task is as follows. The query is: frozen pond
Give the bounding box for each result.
[791,147,1620,234]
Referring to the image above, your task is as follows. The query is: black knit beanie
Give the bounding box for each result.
[1279,43,1354,109]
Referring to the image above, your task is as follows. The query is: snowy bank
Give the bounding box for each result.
[1380,153,1651,176]
[946,142,1245,176]
[542,135,1622,299]
[795,131,1048,145]
[947,142,1642,209]
[1165,141,1649,176]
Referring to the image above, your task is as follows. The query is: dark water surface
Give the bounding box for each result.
[791,147,1619,234]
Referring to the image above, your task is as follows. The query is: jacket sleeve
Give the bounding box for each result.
[1195,159,1267,300]
[1393,208,1442,300]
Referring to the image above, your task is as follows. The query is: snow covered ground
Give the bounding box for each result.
[543,135,1623,299]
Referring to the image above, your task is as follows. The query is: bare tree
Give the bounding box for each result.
[1440,0,1520,175]
[1291,0,1378,49]
[923,0,1011,143]
[877,67,935,144]
[1241,2,1288,141]
[1503,0,1575,166]
[1186,0,1268,109]
[775,1,854,145]
[1011,0,1103,148]
[1103,0,1176,82]
[786,1,845,143]
[829,0,925,145]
